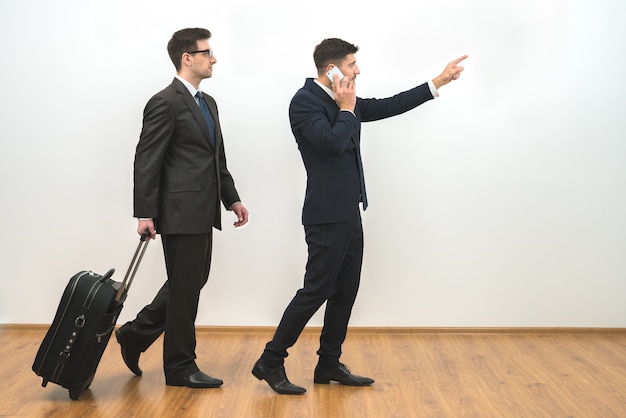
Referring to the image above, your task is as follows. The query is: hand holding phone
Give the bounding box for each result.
[326,66,344,84]
[327,66,355,111]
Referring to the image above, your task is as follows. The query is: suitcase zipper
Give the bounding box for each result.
[95,325,115,343]
[84,275,104,309]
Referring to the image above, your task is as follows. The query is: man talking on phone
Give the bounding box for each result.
[252,37,467,394]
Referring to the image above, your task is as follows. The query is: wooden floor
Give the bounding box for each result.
[1,327,625,417]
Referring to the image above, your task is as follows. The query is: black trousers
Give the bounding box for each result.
[262,212,364,368]
[119,232,213,379]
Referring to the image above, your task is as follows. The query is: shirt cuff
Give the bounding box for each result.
[428,80,439,98]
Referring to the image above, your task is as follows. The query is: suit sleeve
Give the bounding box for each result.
[208,98,241,208]
[359,83,434,122]
[289,91,359,156]
[133,95,174,218]
[217,139,241,208]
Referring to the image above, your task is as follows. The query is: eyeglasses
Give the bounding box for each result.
[186,49,213,58]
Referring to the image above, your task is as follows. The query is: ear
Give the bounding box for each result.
[181,52,192,67]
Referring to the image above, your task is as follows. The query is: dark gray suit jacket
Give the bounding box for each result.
[134,78,240,233]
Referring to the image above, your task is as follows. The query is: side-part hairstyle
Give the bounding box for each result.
[313,38,359,73]
[167,28,212,71]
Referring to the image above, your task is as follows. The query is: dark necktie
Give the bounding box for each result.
[195,91,215,144]
[354,139,368,210]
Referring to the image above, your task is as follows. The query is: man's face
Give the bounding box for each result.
[188,39,217,79]
[337,54,360,82]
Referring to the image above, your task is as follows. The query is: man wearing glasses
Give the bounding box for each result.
[115,28,249,388]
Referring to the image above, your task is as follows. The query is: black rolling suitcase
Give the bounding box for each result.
[32,232,150,400]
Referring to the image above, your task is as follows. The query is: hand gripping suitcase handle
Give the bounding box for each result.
[114,230,151,302]
[139,229,151,242]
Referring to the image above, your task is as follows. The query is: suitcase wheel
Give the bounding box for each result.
[69,387,83,400]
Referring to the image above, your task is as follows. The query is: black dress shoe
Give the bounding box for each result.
[115,329,142,376]
[166,370,223,388]
[314,363,374,386]
[251,358,306,395]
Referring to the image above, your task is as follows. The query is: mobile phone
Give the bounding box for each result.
[326,66,344,84]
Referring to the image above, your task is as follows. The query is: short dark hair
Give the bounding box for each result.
[313,38,359,72]
[167,28,212,71]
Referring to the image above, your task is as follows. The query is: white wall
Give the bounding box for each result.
[1,0,624,327]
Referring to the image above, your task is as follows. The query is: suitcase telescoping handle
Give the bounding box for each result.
[114,230,150,302]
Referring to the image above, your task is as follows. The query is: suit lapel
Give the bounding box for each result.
[306,78,339,109]
[306,78,359,148]
[173,79,216,150]
[203,93,221,149]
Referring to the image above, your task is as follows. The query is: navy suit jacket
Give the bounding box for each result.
[133,78,240,233]
[289,78,434,226]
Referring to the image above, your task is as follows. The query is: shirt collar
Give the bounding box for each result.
[176,75,200,97]
[313,78,334,99]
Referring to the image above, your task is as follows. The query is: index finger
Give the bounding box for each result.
[452,54,468,65]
